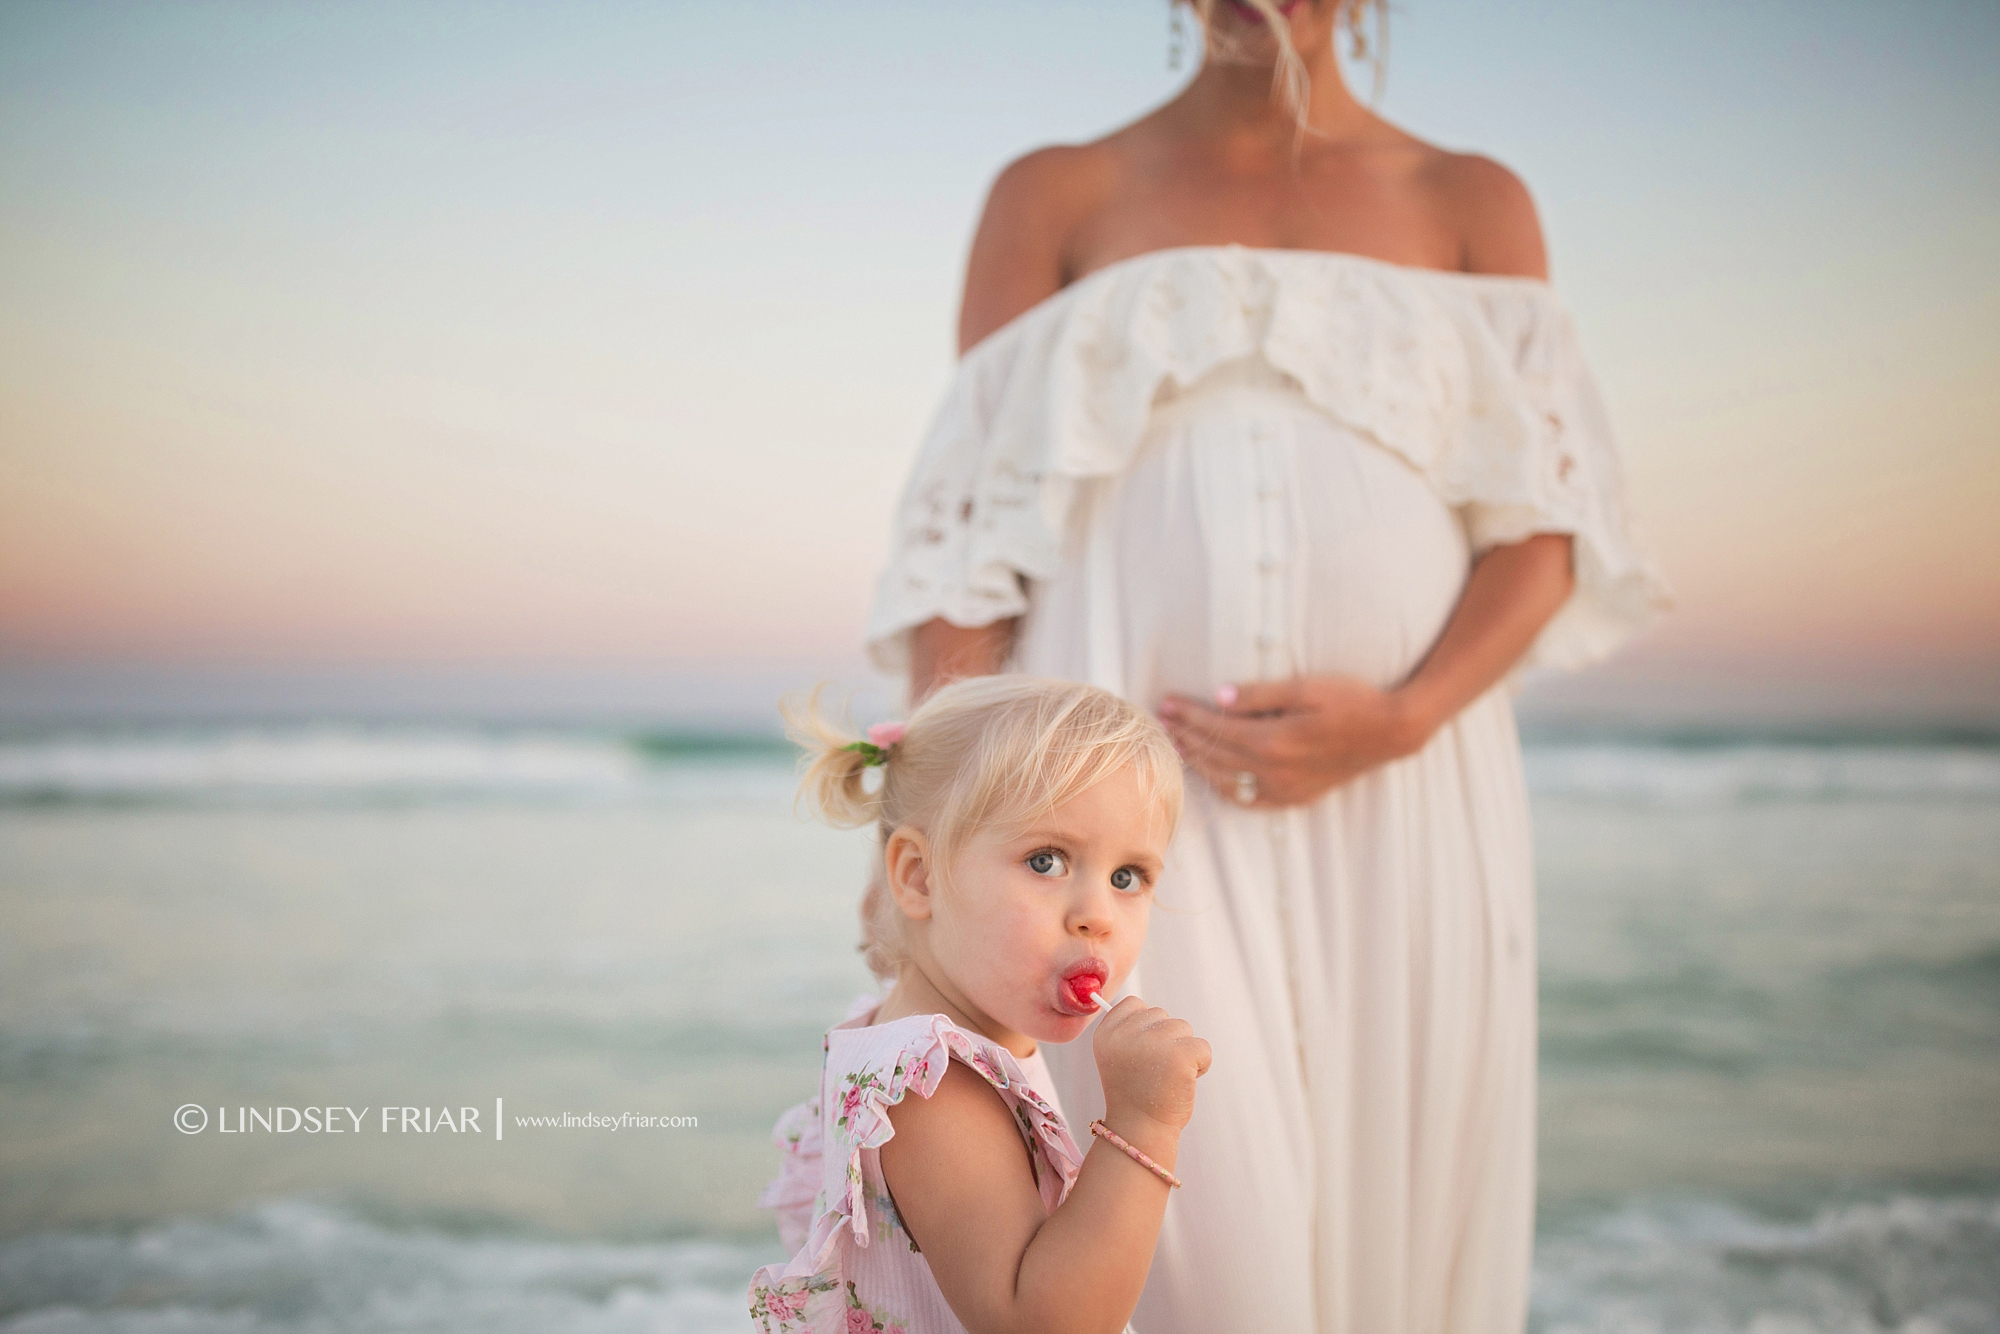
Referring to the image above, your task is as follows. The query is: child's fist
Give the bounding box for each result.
[1091,997,1211,1134]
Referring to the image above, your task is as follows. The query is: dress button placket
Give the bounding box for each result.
[1246,406,1313,1166]
[1249,414,1287,682]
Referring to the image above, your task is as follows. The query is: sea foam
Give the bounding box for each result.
[0,1198,777,1334]
[1531,1192,2000,1334]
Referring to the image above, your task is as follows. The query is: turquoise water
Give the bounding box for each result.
[1,726,1997,1331]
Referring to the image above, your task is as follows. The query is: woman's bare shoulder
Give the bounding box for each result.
[1422,149,1550,280]
[957,139,1123,352]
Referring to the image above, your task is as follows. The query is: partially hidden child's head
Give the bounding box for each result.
[786,676,1183,1044]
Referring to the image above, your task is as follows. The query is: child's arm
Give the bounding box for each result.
[879,1000,1209,1334]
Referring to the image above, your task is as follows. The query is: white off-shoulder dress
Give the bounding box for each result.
[866,245,1669,1334]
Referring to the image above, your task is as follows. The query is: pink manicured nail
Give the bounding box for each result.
[1158,699,1181,720]
[1215,684,1238,707]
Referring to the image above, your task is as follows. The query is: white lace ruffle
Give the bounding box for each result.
[865,244,1670,675]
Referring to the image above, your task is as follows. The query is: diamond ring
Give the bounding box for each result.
[1233,770,1258,805]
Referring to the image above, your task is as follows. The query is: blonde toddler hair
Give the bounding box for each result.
[784,676,1184,981]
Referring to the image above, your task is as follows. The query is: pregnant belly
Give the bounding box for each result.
[1016,382,1471,705]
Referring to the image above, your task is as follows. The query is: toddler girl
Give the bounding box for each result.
[749,675,1210,1334]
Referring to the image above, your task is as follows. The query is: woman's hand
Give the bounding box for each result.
[1161,533,1577,809]
[1157,677,1436,809]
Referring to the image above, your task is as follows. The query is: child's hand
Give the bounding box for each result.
[1092,997,1211,1135]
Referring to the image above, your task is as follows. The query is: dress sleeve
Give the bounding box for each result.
[757,1094,823,1254]
[863,336,1062,675]
[1448,293,1673,671]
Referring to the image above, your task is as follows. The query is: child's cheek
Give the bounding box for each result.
[989,902,1054,979]
[1114,899,1150,971]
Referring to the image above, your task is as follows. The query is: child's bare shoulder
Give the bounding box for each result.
[878,1054,1047,1286]
[883,1054,1033,1165]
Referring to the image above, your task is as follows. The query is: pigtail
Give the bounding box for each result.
[780,685,884,830]
[782,684,905,982]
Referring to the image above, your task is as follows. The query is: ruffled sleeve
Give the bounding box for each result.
[756,1094,822,1254]
[862,245,1669,676]
[1437,284,1673,670]
[863,327,1059,674]
[755,991,880,1253]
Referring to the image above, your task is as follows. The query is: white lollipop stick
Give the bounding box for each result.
[1092,990,1114,1014]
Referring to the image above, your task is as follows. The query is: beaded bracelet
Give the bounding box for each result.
[1088,1119,1183,1189]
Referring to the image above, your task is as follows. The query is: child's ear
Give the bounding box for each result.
[882,828,935,922]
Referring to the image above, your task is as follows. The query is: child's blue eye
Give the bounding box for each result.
[1110,866,1139,892]
[1027,850,1068,877]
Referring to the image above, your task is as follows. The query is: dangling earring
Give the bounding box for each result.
[1336,0,1364,61]
[1346,0,1386,104]
[1169,2,1187,71]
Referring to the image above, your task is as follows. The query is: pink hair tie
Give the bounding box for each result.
[1088,1119,1183,1189]
[842,721,907,769]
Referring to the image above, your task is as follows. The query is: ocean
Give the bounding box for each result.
[1,723,1996,1332]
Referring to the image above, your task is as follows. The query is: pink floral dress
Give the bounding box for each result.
[748,996,1105,1334]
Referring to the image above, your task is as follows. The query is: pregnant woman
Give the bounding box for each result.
[864,3,1669,1330]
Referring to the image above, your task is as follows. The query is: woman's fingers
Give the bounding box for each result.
[1174,735,1281,808]
[1174,732,1265,778]
[1158,677,1398,808]
[1171,716,1368,809]
[1210,679,1306,715]
[1161,703,1276,764]
[1160,709,1285,804]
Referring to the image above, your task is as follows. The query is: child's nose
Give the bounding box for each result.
[1067,886,1118,936]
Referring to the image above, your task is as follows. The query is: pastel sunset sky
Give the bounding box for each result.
[2,1,1995,721]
